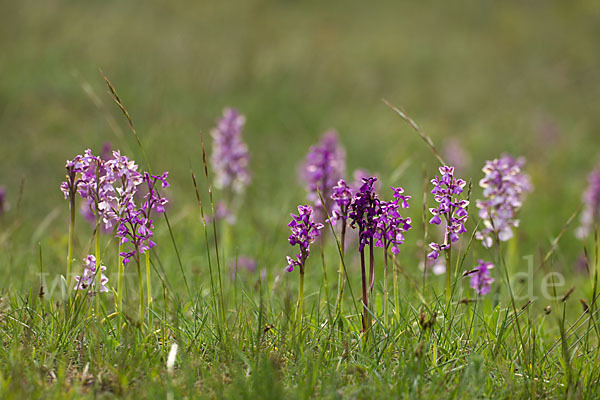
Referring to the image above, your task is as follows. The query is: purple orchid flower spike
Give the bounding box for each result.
[427,166,469,260]
[60,154,91,201]
[475,155,532,247]
[348,177,380,250]
[373,187,412,255]
[301,130,346,221]
[284,204,323,328]
[577,166,600,239]
[116,172,169,265]
[285,205,324,273]
[331,179,353,225]
[211,108,251,194]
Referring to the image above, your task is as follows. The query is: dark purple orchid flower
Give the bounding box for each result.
[285,205,323,272]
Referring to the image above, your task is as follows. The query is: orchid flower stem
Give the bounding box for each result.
[360,247,369,336]
[384,246,389,327]
[117,244,124,313]
[296,269,305,339]
[145,250,152,328]
[319,236,331,320]
[137,256,144,325]
[393,253,399,322]
[445,246,452,310]
[368,242,375,297]
[335,223,346,316]
[443,216,453,310]
[95,217,101,314]
[66,197,75,292]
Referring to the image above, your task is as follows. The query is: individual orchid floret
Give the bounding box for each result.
[285,205,324,272]
[211,108,251,194]
[469,259,494,295]
[576,167,600,239]
[427,166,469,260]
[80,200,113,234]
[350,169,379,193]
[475,155,532,247]
[391,186,411,209]
[74,255,109,294]
[301,130,346,218]
[373,187,412,254]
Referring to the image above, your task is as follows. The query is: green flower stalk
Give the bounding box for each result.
[137,254,144,322]
[427,166,469,308]
[116,172,169,326]
[61,155,89,287]
[331,179,352,316]
[373,187,412,326]
[117,244,124,312]
[67,195,76,289]
[285,205,323,333]
[348,177,380,334]
[146,250,152,326]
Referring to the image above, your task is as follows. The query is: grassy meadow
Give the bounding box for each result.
[1,0,600,398]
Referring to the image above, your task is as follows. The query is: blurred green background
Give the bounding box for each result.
[1,0,599,290]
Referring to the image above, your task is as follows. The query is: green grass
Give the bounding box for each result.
[2,0,600,398]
